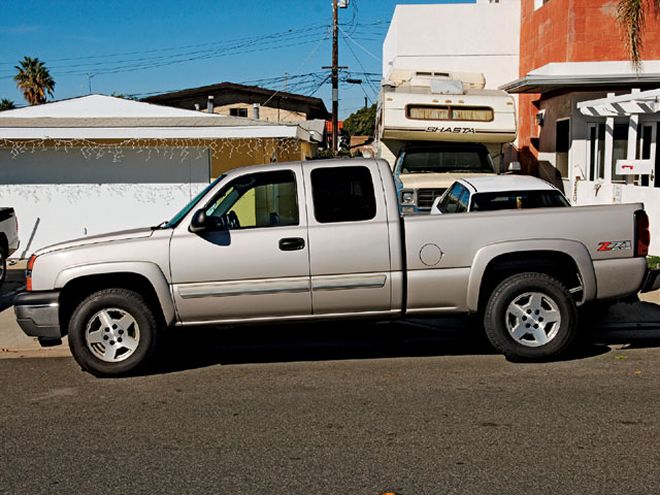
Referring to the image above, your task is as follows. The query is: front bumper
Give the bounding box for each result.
[640,269,660,293]
[14,291,62,338]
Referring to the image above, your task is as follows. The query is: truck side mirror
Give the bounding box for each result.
[189,208,208,233]
[507,161,522,173]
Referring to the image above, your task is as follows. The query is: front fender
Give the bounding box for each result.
[465,239,596,311]
[54,261,176,325]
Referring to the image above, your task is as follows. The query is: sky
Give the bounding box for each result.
[0,0,472,118]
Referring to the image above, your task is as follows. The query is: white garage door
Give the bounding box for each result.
[0,147,210,257]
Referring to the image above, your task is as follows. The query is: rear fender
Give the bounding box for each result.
[466,239,596,311]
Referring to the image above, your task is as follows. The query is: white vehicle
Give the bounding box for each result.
[431,176,570,214]
[376,69,517,212]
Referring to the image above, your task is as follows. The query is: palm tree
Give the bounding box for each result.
[0,99,16,111]
[13,56,55,105]
[617,0,660,69]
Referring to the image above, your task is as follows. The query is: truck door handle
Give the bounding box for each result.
[279,237,305,251]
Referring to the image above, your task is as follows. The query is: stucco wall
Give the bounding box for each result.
[210,138,312,177]
[0,147,210,256]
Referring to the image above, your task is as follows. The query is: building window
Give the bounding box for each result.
[229,108,248,117]
[588,123,605,180]
[612,123,629,183]
[555,119,570,178]
[637,124,655,187]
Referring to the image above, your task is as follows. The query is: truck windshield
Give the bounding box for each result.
[162,175,225,228]
[398,145,494,174]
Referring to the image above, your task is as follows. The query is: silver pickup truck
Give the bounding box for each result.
[14,158,659,376]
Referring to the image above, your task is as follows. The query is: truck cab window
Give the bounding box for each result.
[311,166,377,223]
[205,170,298,229]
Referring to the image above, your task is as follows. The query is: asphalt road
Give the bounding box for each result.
[1,323,659,495]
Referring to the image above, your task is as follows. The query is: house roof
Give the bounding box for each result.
[0,94,312,141]
[143,82,330,120]
[501,61,660,94]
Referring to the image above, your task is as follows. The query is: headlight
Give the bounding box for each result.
[400,190,416,205]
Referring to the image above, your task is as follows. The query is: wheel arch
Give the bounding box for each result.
[56,262,176,334]
[466,240,596,312]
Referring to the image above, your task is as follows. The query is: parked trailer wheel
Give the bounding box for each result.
[68,288,159,377]
[483,272,578,361]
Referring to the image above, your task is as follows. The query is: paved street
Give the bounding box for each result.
[1,322,658,495]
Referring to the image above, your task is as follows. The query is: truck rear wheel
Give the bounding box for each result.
[483,272,578,361]
[68,288,159,377]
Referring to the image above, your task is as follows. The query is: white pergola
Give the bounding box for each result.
[577,88,660,117]
[577,88,660,181]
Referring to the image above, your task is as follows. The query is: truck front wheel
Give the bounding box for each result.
[68,288,159,377]
[483,272,578,361]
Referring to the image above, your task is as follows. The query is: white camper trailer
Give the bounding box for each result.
[376,70,517,212]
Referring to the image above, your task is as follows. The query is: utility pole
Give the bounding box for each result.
[322,0,348,154]
[331,0,339,155]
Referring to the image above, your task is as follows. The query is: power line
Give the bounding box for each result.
[0,24,329,67]
[0,37,328,80]
[339,30,380,98]
[337,25,380,63]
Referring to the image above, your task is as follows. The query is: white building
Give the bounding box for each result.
[0,95,314,255]
[382,0,520,88]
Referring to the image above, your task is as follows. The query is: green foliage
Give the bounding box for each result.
[647,256,660,268]
[14,56,55,105]
[617,0,660,69]
[343,104,377,137]
[0,98,16,110]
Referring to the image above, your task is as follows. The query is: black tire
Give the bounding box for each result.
[68,288,159,377]
[483,272,578,361]
[0,246,6,287]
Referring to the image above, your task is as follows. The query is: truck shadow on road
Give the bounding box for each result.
[146,317,616,376]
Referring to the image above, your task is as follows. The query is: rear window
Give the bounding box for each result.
[471,190,570,211]
[406,104,494,122]
[311,166,376,223]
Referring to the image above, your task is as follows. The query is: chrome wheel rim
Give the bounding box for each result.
[85,308,140,363]
[505,292,561,348]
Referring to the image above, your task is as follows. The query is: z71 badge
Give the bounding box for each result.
[597,240,632,252]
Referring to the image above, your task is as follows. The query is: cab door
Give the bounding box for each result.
[302,161,392,315]
[169,165,311,323]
